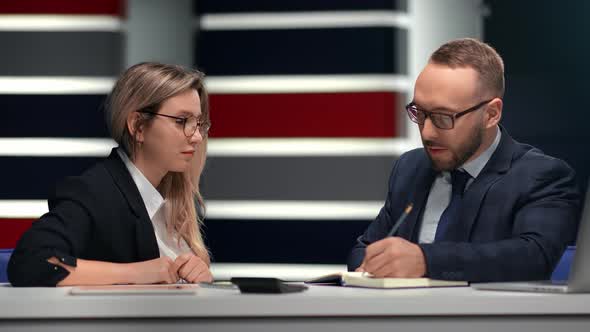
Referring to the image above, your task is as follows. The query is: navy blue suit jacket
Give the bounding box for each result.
[348,128,580,282]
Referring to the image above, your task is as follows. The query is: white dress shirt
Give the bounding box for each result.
[418,127,502,243]
[117,149,191,259]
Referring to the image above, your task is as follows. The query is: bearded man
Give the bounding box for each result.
[348,38,580,282]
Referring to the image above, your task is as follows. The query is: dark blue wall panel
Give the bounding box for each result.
[204,219,371,264]
[196,0,407,13]
[485,0,590,194]
[1,157,103,199]
[0,95,109,138]
[197,28,406,75]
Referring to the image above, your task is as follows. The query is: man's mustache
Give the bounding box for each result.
[422,140,446,148]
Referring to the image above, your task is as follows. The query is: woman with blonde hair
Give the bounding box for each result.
[8,62,212,286]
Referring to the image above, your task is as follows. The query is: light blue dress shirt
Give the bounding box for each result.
[418,127,502,243]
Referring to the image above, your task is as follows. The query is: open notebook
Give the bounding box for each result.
[306,272,467,289]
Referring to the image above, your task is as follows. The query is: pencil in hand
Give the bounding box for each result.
[385,204,413,237]
[355,203,413,247]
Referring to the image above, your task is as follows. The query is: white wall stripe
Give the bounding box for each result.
[0,201,48,219]
[206,200,382,220]
[0,75,410,95]
[0,138,117,157]
[199,11,410,30]
[0,15,123,32]
[0,200,382,220]
[211,263,347,281]
[0,77,115,94]
[0,138,418,157]
[208,138,418,157]
[206,74,411,94]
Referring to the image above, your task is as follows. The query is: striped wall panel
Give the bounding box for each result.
[0,1,124,249]
[0,1,416,265]
[194,0,414,263]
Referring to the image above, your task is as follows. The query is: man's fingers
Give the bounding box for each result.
[364,251,389,274]
[371,262,395,278]
[364,238,391,261]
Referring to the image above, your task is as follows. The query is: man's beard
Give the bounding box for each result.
[423,124,484,172]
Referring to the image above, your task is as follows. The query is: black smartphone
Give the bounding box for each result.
[230,277,308,294]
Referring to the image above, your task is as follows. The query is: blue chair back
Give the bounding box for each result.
[551,246,576,282]
[0,249,13,283]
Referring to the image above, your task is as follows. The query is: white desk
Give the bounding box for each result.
[0,284,589,332]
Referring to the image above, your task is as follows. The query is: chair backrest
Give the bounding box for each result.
[551,245,576,281]
[0,249,13,283]
[0,218,34,283]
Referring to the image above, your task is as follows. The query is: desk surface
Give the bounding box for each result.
[1,284,590,319]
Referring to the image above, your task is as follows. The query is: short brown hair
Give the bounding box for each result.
[430,38,505,98]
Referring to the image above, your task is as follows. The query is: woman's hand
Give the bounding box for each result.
[127,257,180,284]
[173,253,213,283]
[46,256,180,286]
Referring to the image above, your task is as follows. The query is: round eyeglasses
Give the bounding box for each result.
[137,110,211,137]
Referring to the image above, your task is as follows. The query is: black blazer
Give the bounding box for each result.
[348,127,581,282]
[8,149,160,287]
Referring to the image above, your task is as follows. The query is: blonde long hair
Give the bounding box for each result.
[106,62,210,264]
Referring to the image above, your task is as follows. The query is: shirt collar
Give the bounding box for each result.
[460,126,502,179]
[117,148,164,219]
[440,126,502,182]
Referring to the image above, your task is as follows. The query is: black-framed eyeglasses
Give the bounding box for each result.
[137,110,211,137]
[405,99,493,130]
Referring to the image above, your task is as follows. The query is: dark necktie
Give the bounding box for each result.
[434,170,471,241]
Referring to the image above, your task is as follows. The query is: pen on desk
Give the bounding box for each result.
[385,203,413,237]
[356,203,414,247]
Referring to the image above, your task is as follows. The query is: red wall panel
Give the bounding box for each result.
[0,219,34,249]
[208,92,399,138]
[0,0,125,16]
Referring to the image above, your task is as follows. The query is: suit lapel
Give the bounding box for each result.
[448,127,516,241]
[103,148,160,260]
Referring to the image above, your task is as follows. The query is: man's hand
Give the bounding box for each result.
[173,253,213,283]
[359,237,426,278]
